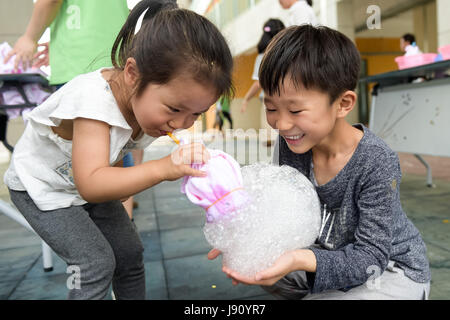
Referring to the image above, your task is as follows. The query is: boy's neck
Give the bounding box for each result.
[312,119,363,160]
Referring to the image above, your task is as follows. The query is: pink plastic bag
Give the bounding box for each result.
[181,149,250,223]
[438,45,450,60]
[0,42,50,119]
[395,53,438,70]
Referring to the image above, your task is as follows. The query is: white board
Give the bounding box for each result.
[369,78,450,158]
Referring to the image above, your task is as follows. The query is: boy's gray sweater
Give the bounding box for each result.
[275,124,431,293]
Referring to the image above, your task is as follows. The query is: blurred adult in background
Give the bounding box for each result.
[4,0,129,86]
[4,0,141,219]
[279,0,318,27]
[241,19,285,146]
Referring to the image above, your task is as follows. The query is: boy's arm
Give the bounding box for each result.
[305,152,399,293]
[72,118,208,203]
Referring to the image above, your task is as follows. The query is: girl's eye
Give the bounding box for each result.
[266,108,276,112]
[168,106,180,113]
[290,110,302,114]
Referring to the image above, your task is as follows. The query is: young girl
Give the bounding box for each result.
[3,0,233,300]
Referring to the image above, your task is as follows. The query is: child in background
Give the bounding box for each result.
[209,25,430,300]
[401,33,423,56]
[214,95,233,134]
[241,19,285,147]
[4,0,233,300]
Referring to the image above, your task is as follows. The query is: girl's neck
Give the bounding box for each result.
[102,69,141,137]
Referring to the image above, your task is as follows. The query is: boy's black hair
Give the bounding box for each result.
[402,33,416,44]
[257,19,286,54]
[111,0,234,99]
[259,25,361,104]
[306,0,313,6]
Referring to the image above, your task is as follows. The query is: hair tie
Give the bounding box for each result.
[264,26,271,32]
[134,7,150,35]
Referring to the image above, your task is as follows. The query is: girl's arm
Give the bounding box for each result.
[4,0,63,70]
[72,118,208,203]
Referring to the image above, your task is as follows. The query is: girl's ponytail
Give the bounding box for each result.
[111,0,177,69]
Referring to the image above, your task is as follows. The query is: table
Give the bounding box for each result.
[360,60,450,187]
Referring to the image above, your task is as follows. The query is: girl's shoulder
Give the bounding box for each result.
[25,68,130,130]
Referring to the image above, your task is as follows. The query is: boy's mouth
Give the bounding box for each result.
[283,133,306,145]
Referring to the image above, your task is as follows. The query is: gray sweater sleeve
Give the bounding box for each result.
[307,148,400,293]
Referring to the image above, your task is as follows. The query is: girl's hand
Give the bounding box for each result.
[161,142,210,181]
[4,35,38,71]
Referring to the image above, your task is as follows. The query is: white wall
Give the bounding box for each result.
[221,0,290,56]
[437,0,450,47]
[0,0,33,44]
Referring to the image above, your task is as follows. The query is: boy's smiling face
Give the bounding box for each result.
[264,78,339,154]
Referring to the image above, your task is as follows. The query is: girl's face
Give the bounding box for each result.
[264,78,339,154]
[131,75,218,137]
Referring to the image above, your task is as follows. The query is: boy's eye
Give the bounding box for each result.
[266,108,276,112]
[290,110,302,114]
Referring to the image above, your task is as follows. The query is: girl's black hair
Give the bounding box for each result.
[306,0,313,6]
[111,0,234,99]
[257,19,286,54]
[259,25,361,104]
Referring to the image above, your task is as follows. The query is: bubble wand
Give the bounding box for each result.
[167,132,180,145]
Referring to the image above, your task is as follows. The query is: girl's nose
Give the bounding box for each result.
[168,117,190,130]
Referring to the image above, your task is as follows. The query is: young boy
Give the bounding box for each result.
[208,25,431,299]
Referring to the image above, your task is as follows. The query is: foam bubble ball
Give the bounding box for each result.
[203,163,322,278]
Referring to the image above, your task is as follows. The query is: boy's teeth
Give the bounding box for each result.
[286,135,302,139]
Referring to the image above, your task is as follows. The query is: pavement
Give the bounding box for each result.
[0,134,449,300]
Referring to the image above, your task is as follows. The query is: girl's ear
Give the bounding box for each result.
[336,90,357,119]
[123,58,139,88]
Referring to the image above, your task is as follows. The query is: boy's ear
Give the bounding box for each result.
[336,91,357,119]
[123,58,139,87]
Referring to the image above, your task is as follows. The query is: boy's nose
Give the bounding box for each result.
[275,117,294,131]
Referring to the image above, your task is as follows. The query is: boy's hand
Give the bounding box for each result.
[208,248,297,287]
[161,142,210,181]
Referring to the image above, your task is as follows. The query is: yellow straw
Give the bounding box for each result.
[167,132,180,145]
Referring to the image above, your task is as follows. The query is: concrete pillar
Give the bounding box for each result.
[0,0,33,44]
[320,0,358,125]
[319,0,354,39]
[437,0,450,47]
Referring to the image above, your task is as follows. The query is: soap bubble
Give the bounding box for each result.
[203,163,322,278]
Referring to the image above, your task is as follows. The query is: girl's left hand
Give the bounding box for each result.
[207,248,297,287]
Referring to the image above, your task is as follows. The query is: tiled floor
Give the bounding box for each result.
[0,139,449,300]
